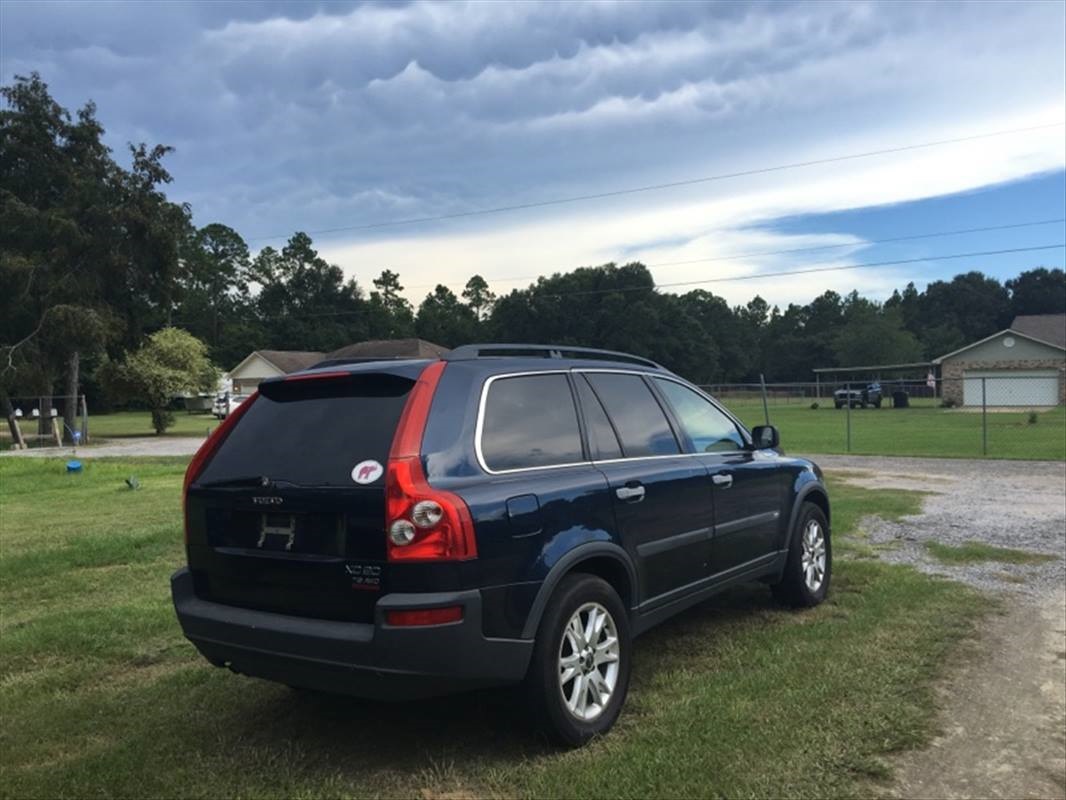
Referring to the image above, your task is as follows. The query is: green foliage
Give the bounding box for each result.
[486,263,722,382]
[1006,267,1066,317]
[1,72,190,413]
[367,269,415,339]
[925,540,1055,565]
[833,304,924,367]
[110,328,217,433]
[462,274,496,320]
[416,284,478,347]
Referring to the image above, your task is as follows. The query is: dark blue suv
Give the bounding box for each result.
[172,344,831,746]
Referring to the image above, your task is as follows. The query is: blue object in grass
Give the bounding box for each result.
[66,460,82,473]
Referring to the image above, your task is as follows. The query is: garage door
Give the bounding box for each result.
[962,370,1060,406]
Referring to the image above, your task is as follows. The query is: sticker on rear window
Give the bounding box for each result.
[351,460,384,484]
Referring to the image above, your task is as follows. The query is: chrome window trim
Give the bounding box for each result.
[473,366,756,476]
[474,370,590,476]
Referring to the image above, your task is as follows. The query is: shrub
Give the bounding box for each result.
[107,328,219,434]
[810,402,819,410]
[1027,411,1039,425]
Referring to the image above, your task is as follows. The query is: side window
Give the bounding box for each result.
[575,375,623,460]
[654,378,745,454]
[480,374,584,471]
[585,373,680,457]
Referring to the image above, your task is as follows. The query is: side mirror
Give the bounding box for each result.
[752,424,780,450]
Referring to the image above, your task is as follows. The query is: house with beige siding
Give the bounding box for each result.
[227,339,449,393]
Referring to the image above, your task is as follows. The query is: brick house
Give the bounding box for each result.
[933,314,1065,407]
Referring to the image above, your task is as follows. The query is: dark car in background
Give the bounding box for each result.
[834,382,883,408]
[172,344,831,746]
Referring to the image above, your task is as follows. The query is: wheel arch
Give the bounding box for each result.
[787,480,831,542]
[520,542,637,640]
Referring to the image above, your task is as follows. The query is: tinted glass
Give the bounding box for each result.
[576,375,623,460]
[197,373,413,487]
[481,374,583,471]
[654,378,745,453]
[585,373,679,457]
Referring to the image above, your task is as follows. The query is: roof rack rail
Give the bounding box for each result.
[443,344,663,370]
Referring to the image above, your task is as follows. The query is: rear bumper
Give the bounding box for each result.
[171,568,533,699]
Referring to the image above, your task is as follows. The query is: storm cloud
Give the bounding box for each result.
[2,0,1064,304]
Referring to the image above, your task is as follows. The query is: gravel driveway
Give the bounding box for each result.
[811,454,1065,595]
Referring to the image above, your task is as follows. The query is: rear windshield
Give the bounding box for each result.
[196,373,413,487]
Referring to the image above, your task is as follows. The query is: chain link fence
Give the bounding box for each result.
[701,375,1065,459]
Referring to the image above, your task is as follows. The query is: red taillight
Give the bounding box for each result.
[385,606,463,626]
[385,361,477,562]
[182,390,259,543]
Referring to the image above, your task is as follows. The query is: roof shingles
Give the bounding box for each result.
[256,350,325,373]
[1010,314,1066,348]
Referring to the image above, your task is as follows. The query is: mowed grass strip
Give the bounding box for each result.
[0,457,986,799]
[925,540,1058,565]
[722,399,1066,461]
[82,410,218,439]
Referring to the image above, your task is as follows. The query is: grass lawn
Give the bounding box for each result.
[86,410,217,439]
[721,398,1066,461]
[0,458,986,799]
[925,540,1058,566]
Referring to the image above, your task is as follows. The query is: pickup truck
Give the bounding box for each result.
[834,382,883,409]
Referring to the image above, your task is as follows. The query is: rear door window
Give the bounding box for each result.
[575,374,623,460]
[196,373,413,487]
[584,372,680,457]
[480,373,584,471]
[653,378,746,453]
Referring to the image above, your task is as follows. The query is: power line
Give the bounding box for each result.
[227,243,1063,319]
[405,217,1066,291]
[538,244,1066,298]
[247,121,1065,242]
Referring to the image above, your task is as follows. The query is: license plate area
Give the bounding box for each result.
[204,508,350,557]
[258,513,297,552]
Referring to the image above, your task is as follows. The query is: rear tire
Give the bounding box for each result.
[772,503,831,608]
[524,574,631,747]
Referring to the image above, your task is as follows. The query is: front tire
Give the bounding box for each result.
[524,574,631,747]
[772,503,831,608]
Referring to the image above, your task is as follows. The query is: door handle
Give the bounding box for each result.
[712,473,733,488]
[615,485,645,502]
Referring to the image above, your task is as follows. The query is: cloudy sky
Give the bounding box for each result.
[3,0,1064,307]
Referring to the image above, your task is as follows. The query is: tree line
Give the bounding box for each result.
[3,72,1065,424]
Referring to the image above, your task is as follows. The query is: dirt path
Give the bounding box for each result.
[813,455,1066,799]
[0,436,204,458]
[884,588,1066,800]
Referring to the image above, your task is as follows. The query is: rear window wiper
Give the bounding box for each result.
[196,475,306,489]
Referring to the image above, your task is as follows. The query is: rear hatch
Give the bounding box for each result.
[185,370,416,622]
